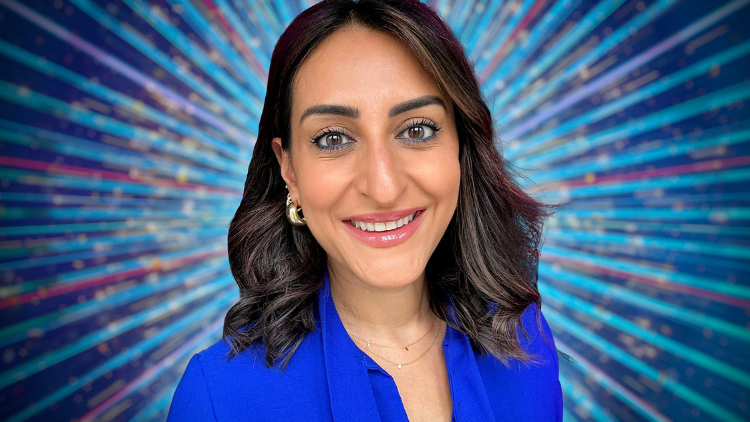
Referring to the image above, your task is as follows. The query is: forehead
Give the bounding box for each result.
[292,25,444,118]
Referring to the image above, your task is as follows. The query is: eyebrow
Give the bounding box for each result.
[298,95,447,125]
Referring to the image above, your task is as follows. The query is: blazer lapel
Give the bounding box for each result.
[444,324,495,421]
[319,265,382,422]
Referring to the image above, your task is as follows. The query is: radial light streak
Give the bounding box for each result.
[1,1,748,421]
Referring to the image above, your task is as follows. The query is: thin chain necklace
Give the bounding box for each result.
[344,317,436,351]
[347,319,442,369]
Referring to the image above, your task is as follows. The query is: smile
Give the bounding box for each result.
[342,209,426,248]
[349,210,420,232]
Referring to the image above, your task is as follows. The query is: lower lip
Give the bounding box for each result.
[343,210,425,248]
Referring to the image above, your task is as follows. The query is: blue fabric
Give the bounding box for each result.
[167,265,563,421]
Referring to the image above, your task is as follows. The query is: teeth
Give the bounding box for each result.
[350,211,418,232]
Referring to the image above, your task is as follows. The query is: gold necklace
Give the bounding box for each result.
[348,320,442,369]
[344,317,436,351]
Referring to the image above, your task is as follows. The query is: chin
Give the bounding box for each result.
[353,257,426,289]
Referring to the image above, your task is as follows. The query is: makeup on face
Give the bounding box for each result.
[279,25,460,287]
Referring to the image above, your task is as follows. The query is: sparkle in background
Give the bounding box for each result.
[0,0,748,421]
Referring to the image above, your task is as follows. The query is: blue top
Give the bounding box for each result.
[167,265,563,421]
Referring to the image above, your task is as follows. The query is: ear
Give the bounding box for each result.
[272,137,299,203]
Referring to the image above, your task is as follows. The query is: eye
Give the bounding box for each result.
[311,127,355,150]
[396,119,440,143]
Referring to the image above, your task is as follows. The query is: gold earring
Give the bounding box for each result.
[285,188,306,227]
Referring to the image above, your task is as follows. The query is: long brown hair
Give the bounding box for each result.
[224,0,562,369]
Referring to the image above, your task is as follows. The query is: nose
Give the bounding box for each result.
[354,136,408,207]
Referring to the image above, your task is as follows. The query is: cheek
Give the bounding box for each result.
[296,159,349,222]
[411,148,461,207]
[296,168,337,253]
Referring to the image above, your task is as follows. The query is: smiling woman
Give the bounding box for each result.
[168,1,563,421]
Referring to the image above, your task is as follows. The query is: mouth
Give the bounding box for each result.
[342,208,426,248]
[347,209,423,233]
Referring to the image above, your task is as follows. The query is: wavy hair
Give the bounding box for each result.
[223,0,564,369]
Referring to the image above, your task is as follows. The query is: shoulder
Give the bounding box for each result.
[187,335,267,375]
[475,301,558,369]
[166,341,222,421]
[475,301,563,421]
[517,301,559,373]
[167,329,331,421]
[186,335,319,386]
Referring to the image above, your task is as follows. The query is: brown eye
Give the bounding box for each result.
[326,134,342,146]
[407,126,424,139]
[312,129,354,150]
[397,123,437,142]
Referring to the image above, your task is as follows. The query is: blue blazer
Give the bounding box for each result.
[168,266,563,421]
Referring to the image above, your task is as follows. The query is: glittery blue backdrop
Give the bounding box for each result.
[1,0,749,421]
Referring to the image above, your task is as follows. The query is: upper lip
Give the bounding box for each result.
[343,207,424,223]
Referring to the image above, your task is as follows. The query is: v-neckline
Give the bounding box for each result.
[317,264,495,421]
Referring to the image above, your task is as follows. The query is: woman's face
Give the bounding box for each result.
[273,25,460,290]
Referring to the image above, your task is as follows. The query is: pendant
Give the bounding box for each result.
[405,346,409,351]
[366,342,370,348]
[397,364,402,369]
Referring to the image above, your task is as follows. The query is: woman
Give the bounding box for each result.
[168,0,563,420]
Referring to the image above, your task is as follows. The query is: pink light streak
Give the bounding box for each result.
[0,249,225,309]
[542,250,750,309]
[546,155,750,190]
[480,0,549,81]
[0,156,241,196]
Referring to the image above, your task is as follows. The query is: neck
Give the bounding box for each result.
[328,261,434,343]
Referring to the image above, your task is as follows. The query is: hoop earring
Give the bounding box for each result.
[285,189,307,227]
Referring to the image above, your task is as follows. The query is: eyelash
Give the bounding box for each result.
[309,118,441,151]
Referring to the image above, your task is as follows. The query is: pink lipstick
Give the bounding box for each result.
[342,208,426,248]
